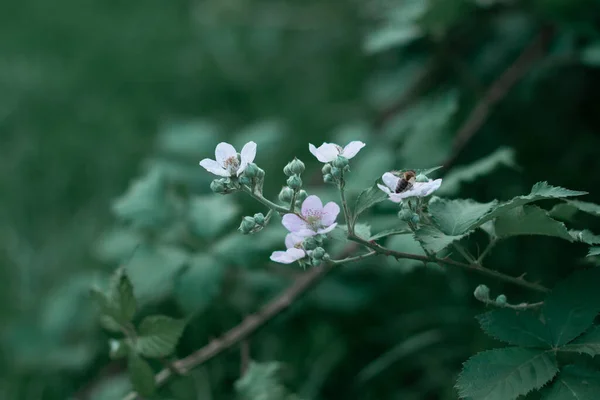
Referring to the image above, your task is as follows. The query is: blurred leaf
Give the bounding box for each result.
[128,353,157,397]
[212,223,286,267]
[429,197,498,235]
[588,247,600,257]
[235,361,301,400]
[559,325,600,356]
[456,348,558,400]
[369,227,411,241]
[385,233,438,271]
[234,120,285,156]
[157,119,221,158]
[89,374,131,400]
[109,338,130,360]
[581,42,600,66]
[345,144,395,192]
[174,254,224,315]
[550,199,600,221]
[94,228,142,263]
[549,203,579,221]
[438,147,517,196]
[91,269,136,331]
[494,205,573,241]
[543,268,600,346]
[477,309,552,348]
[188,195,239,240]
[135,315,186,358]
[541,365,600,400]
[414,225,468,253]
[352,181,388,225]
[569,229,600,245]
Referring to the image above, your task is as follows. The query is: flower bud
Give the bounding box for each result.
[332,155,349,169]
[323,174,334,184]
[288,158,305,175]
[239,216,256,234]
[287,175,302,190]
[416,174,428,183]
[331,167,342,179]
[210,178,228,194]
[239,176,251,186]
[297,190,308,203]
[302,237,318,250]
[295,199,302,209]
[321,164,332,175]
[474,284,490,302]
[495,294,507,306]
[278,187,294,203]
[283,164,293,177]
[256,167,265,179]
[398,209,414,222]
[343,165,350,172]
[253,213,265,226]
[244,163,259,179]
[411,214,420,224]
[312,247,326,260]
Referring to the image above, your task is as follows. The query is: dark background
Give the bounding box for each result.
[1,0,600,398]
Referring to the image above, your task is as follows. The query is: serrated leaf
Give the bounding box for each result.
[456,348,558,400]
[414,225,469,253]
[174,254,224,315]
[429,197,498,235]
[542,365,600,400]
[90,289,122,332]
[188,195,239,240]
[559,325,600,356]
[110,269,137,322]
[135,315,186,358]
[437,147,517,196]
[549,203,579,221]
[555,200,600,219]
[543,268,600,346]
[385,233,438,272]
[588,247,600,257]
[369,227,412,241]
[569,230,600,245]
[477,309,552,348]
[494,205,573,241]
[352,182,388,224]
[128,353,156,397]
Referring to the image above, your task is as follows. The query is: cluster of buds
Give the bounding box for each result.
[279,158,307,210]
[309,141,364,186]
[239,212,267,235]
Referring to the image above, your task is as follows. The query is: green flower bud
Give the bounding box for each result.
[239,176,251,186]
[411,214,420,224]
[278,187,294,203]
[283,164,293,177]
[474,284,490,302]
[398,209,414,222]
[239,216,256,234]
[322,253,331,262]
[297,190,308,203]
[332,155,349,169]
[295,199,302,209]
[495,294,507,306]
[312,247,326,260]
[256,167,265,179]
[310,257,322,266]
[323,174,334,184]
[302,237,318,250]
[287,175,302,190]
[331,167,342,179]
[321,164,332,175]
[288,158,305,175]
[343,165,350,172]
[253,213,265,226]
[416,174,428,183]
[244,163,259,179]
[210,179,228,194]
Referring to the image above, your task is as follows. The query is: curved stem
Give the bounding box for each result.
[241,185,290,214]
[330,251,377,265]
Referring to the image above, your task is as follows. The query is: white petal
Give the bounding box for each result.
[341,141,365,159]
[317,223,338,235]
[420,179,442,196]
[199,159,231,177]
[282,214,309,234]
[302,195,324,216]
[215,142,237,166]
[377,183,393,195]
[386,193,408,203]
[238,141,257,176]
[321,202,340,226]
[284,233,304,249]
[270,248,305,264]
[294,228,318,237]
[382,172,400,191]
[309,143,339,163]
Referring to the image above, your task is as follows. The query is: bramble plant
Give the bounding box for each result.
[91,138,600,400]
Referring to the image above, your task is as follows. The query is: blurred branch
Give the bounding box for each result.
[443,26,555,170]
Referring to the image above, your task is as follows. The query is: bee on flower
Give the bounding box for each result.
[378,171,442,203]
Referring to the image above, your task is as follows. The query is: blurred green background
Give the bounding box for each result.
[1,0,600,398]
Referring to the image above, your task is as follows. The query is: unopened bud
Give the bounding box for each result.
[239,216,256,234]
[297,190,308,203]
[416,174,428,183]
[210,179,228,194]
[256,167,265,179]
[283,164,293,177]
[331,167,342,179]
[411,214,420,224]
[321,164,332,175]
[343,165,350,172]
[302,237,318,251]
[278,187,294,203]
[288,158,305,175]
[398,209,414,222]
[323,174,334,184]
[244,163,259,179]
[239,176,251,186]
[495,294,507,306]
[474,284,490,302]
[312,247,326,260]
[287,175,302,190]
[253,213,265,226]
[332,156,349,169]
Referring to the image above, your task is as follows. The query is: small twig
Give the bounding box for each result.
[443,26,555,170]
[477,237,498,263]
[452,243,476,264]
[240,339,250,377]
[330,251,377,265]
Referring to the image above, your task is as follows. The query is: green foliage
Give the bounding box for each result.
[351,181,388,225]
[542,365,600,400]
[550,199,600,220]
[429,197,498,235]
[188,196,239,240]
[559,325,600,356]
[587,247,600,257]
[414,225,469,253]
[128,353,157,397]
[476,309,552,348]
[494,205,573,241]
[134,316,186,358]
[456,347,558,400]
[174,254,224,315]
[91,269,136,332]
[235,361,302,400]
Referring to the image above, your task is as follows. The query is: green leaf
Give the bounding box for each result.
[429,197,498,235]
[93,228,142,263]
[556,200,600,218]
[352,181,388,224]
[128,353,156,397]
[344,144,395,192]
[548,203,579,221]
[109,339,130,360]
[90,289,122,332]
[385,234,437,272]
[494,205,573,241]
[476,309,552,348]
[188,195,239,240]
[456,348,558,400]
[110,269,137,323]
[437,147,517,196]
[369,227,412,241]
[569,230,600,245]
[174,254,224,315]
[542,365,600,400]
[135,315,186,358]
[157,119,221,158]
[588,247,600,257]
[543,268,600,346]
[581,42,600,66]
[235,361,302,400]
[414,225,469,253]
[559,325,600,356]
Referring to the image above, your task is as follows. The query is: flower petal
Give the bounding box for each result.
[270,248,305,264]
[321,201,340,226]
[302,195,324,216]
[377,183,393,195]
[215,142,237,166]
[199,159,230,177]
[342,141,365,159]
[419,178,442,196]
[284,232,304,249]
[317,223,338,235]
[282,213,309,234]
[386,193,407,203]
[238,141,257,176]
[309,143,339,163]
[382,172,400,191]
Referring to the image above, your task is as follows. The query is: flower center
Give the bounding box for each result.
[304,209,324,230]
[223,156,240,174]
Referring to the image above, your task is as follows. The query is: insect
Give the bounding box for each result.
[392,170,416,193]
